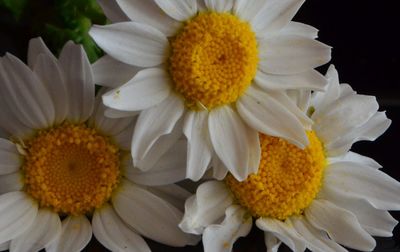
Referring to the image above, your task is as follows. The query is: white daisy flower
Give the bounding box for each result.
[179,65,399,252]
[89,0,331,181]
[0,38,198,252]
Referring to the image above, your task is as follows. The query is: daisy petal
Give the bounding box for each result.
[10,209,61,252]
[325,161,400,210]
[97,0,129,23]
[113,124,135,151]
[0,139,21,175]
[179,181,234,235]
[90,22,168,67]
[46,215,92,252]
[280,21,319,39]
[211,155,228,180]
[204,0,234,12]
[287,90,311,113]
[237,86,308,148]
[328,151,381,169]
[93,204,150,252]
[184,111,212,181]
[112,180,197,246]
[203,205,252,252]
[0,94,32,138]
[59,41,95,123]
[0,192,38,244]
[115,0,180,36]
[0,173,23,194]
[264,232,281,252]
[233,0,267,22]
[154,0,197,21]
[102,68,171,112]
[208,105,260,181]
[0,241,8,251]
[256,218,306,252]
[27,37,56,69]
[311,65,340,113]
[92,55,141,88]
[305,199,375,251]
[259,35,331,75]
[146,184,191,212]
[104,108,139,118]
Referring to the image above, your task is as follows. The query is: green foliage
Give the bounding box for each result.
[0,0,28,20]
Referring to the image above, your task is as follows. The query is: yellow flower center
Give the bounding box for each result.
[225,131,326,220]
[169,12,258,110]
[23,124,120,215]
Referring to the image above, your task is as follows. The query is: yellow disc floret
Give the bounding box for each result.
[23,124,120,215]
[225,132,326,220]
[169,12,258,110]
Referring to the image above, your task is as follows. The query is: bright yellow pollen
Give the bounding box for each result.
[225,132,326,220]
[169,12,258,110]
[23,124,120,215]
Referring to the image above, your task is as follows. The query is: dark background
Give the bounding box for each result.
[1,0,399,251]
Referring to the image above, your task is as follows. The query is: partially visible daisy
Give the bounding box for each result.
[89,0,331,181]
[179,65,399,252]
[0,38,197,251]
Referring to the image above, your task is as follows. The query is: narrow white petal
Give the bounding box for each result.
[311,65,340,113]
[90,22,169,67]
[97,0,129,23]
[115,0,180,36]
[184,111,213,181]
[255,69,327,91]
[208,105,260,181]
[102,68,171,111]
[104,108,139,118]
[0,139,21,175]
[305,199,375,251]
[93,204,150,252]
[59,41,95,123]
[259,35,331,75]
[286,89,311,113]
[0,192,38,244]
[0,98,32,139]
[328,151,381,169]
[279,21,319,39]
[146,184,191,212]
[324,161,400,210]
[256,218,306,252]
[27,37,56,69]
[211,155,228,180]
[264,232,281,252]
[113,123,135,151]
[0,173,23,194]
[46,215,92,252]
[179,181,234,235]
[112,180,197,246]
[233,0,267,22]
[0,241,9,251]
[10,209,61,252]
[237,86,308,148]
[92,55,141,88]
[203,205,252,252]
[154,0,197,21]
[132,94,184,170]
[204,0,233,12]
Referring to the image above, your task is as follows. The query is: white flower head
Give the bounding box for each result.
[0,38,198,252]
[89,0,332,181]
[179,65,399,252]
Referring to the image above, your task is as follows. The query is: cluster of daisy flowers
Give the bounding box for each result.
[0,1,399,252]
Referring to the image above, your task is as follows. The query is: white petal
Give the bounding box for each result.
[208,105,260,181]
[104,108,139,118]
[184,111,213,181]
[27,37,56,69]
[0,241,8,251]
[251,0,305,35]
[97,0,129,23]
[311,65,341,113]
[132,94,184,170]
[0,139,21,175]
[113,123,135,150]
[203,205,252,252]
[286,89,311,113]
[328,151,381,169]
[279,21,319,39]
[46,215,92,252]
[0,53,55,129]
[204,0,233,12]
[324,161,400,210]
[0,173,23,194]
[93,204,150,252]
[237,86,308,148]
[115,0,180,36]
[145,184,191,212]
[112,180,197,246]
[258,35,331,75]
[125,139,187,186]
[255,69,327,91]
[291,216,347,252]
[0,95,32,138]
[256,218,306,252]
[154,0,197,21]
[0,192,38,244]
[102,68,171,111]
[59,41,95,123]
[263,232,281,252]
[92,55,141,88]
[33,53,68,124]
[233,0,267,22]
[90,22,169,67]
[10,208,61,252]
[211,155,228,180]
[179,181,234,235]
[305,199,375,251]
[319,185,398,237]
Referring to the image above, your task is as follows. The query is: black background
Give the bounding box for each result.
[1,0,399,251]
